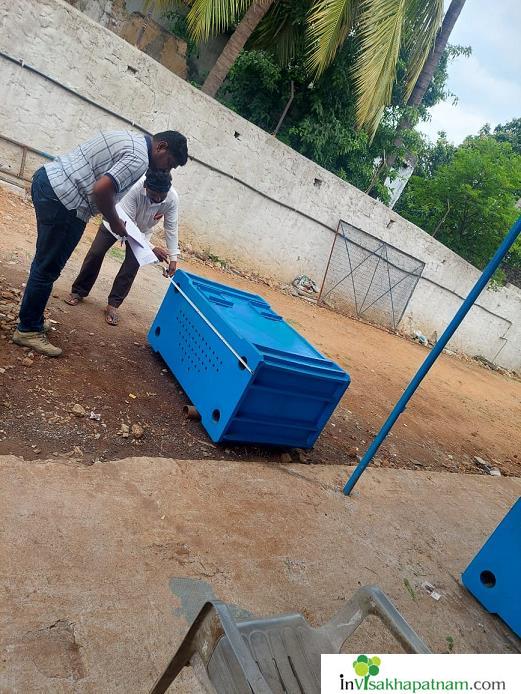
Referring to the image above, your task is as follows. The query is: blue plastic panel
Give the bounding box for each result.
[462,498,521,637]
[148,270,350,447]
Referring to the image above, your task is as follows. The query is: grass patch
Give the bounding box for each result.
[403,578,416,601]
[108,246,125,263]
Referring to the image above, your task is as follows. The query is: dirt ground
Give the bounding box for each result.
[0,184,520,475]
[1,183,521,692]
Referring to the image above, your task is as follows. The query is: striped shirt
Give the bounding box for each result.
[45,131,151,222]
[119,177,180,258]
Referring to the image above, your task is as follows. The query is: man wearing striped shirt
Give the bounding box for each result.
[14,129,188,356]
[65,169,179,326]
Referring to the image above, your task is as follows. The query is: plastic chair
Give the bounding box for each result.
[149,585,429,693]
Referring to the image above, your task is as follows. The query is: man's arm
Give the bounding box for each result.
[163,194,179,277]
[118,178,140,226]
[95,147,148,237]
[93,176,127,237]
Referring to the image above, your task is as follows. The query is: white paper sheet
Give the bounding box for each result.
[103,203,158,267]
[126,235,158,266]
[103,203,145,246]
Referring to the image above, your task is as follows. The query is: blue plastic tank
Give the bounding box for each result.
[462,497,521,637]
[148,270,350,447]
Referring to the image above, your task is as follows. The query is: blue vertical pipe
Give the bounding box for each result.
[344,217,521,496]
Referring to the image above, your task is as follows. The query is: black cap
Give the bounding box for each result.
[144,168,172,193]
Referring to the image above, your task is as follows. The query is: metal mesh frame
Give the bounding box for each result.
[319,220,425,330]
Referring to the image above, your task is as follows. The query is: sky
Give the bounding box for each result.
[417,0,521,144]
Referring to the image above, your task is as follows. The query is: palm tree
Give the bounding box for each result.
[407,0,466,107]
[385,0,467,170]
[151,0,277,96]
[306,0,448,136]
[156,0,445,135]
[196,1,276,96]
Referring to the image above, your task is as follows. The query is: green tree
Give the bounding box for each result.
[414,131,457,178]
[219,40,460,201]
[492,118,521,156]
[220,45,391,200]
[396,136,521,270]
[156,0,445,136]
[490,118,521,283]
[384,0,467,170]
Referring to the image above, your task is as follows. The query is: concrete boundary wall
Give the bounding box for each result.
[0,0,520,370]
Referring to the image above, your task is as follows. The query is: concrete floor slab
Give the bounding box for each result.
[1,456,520,692]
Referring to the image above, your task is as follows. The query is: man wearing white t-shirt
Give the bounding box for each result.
[66,169,178,326]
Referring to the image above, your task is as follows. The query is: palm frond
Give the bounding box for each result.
[185,0,253,42]
[306,0,358,77]
[252,0,309,66]
[402,0,444,101]
[352,0,407,138]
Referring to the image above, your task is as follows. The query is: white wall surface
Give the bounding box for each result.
[1,0,520,370]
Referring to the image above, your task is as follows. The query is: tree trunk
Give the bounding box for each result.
[385,0,467,171]
[202,0,275,98]
[272,81,295,137]
[408,0,466,107]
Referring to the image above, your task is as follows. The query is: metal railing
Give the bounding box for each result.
[0,133,53,187]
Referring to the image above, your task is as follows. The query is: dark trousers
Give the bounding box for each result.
[71,223,139,308]
[18,167,86,332]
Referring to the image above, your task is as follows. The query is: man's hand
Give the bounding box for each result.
[153,246,169,262]
[161,260,177,278]
[111,217,128,238]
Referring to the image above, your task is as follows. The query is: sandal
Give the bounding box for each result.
[105,305,119,326]
[64,293,83,306]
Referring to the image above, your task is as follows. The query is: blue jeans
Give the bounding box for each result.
[18,167,86,332]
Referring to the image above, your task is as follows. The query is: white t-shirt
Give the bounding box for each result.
[119,176,180,258]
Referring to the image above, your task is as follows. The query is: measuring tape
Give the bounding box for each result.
[165,275,253,374]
